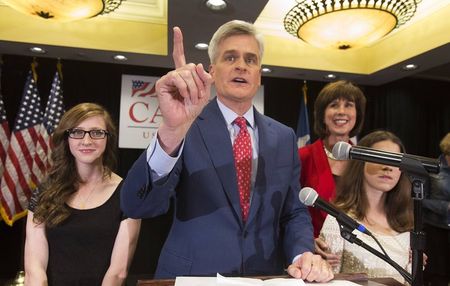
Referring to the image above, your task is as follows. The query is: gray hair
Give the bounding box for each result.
[208,20,264,64]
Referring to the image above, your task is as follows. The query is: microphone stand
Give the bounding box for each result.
[338,224,412,284]
[400,155,429,286]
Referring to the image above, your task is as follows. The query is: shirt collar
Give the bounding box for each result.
[216,98,255,129]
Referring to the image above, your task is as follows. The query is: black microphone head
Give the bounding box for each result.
[332,141,351,160]
[299,187,318,206]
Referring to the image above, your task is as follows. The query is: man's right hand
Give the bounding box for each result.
[155,26,212,155]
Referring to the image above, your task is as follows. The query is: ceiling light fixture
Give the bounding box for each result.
[284,0,421,50]
[3,0,123,22]
[324,74,337,80]
[113,54,127,61]
[29,46,46,54]
[205,0,227,11]
[195,43,209,50]
[403,63,418,71]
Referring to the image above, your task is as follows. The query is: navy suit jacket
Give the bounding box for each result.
[121,99,313,278]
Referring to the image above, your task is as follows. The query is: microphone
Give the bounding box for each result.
[332,141,440,174]
[299,187,371,236]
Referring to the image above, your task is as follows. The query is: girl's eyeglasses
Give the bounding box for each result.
[66,129,109,140]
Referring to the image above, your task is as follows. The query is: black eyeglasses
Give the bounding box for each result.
[66,129,109,140]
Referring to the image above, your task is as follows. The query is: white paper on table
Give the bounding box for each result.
[174,276,217,286]
[174,274,304,286]
[175,275,362,286]
[217,273,304,285]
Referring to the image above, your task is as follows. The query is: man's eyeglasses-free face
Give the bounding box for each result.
[66,129,109,140]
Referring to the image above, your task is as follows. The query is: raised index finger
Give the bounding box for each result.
[172,26,186,68]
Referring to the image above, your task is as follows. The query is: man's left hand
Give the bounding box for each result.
[286,251,334,283]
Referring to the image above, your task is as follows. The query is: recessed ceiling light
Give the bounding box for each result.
[29,47,46,54]
[195,43,209,50]
[403,63,418,71]
[324,74,337,80]
[206,0,227,11]
[113,54,127,61]
[261,67,272,73]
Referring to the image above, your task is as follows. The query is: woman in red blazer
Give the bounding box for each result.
[299,80,366,237]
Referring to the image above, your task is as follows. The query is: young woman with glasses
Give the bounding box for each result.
[24,102,141,285]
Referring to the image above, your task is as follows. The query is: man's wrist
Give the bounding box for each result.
[292,254,302,263]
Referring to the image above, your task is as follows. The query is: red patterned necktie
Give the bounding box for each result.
[233,117,252,222]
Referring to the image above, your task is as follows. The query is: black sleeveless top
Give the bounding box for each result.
[29,182,125,285]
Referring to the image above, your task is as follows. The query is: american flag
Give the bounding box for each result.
[31,71,64,187]
[0,70,43,225]
[0,72,11,183]
[131,80,155,97]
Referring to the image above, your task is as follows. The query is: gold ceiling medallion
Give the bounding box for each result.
[284,0,421,50]
[3,0,123,21]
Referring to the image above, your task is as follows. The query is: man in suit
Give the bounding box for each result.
[121,20,333,282]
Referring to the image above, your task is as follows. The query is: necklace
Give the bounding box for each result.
[78,178,102,209]
[323,145,337,160]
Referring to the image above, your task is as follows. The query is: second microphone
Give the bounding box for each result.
[299,187,372,236]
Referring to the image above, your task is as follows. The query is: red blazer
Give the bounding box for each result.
[298,139,335,237]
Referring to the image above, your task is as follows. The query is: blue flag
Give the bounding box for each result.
[296,81,310,148]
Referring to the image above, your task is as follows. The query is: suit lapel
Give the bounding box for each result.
[196,100,242,223]
[246,109,277,225]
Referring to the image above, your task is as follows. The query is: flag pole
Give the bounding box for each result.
[296,80,311,148]
[302,80,307,104]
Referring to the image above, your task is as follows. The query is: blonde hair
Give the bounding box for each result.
[440,132,450,155]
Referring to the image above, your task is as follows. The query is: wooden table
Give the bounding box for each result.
[136,273,403,286]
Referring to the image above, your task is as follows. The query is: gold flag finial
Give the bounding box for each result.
[31,58,38,82]
[302,80,308,104]
[57,58,63,80]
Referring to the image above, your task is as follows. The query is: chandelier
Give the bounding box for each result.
[284,0,421,50]
[3,0,123,21]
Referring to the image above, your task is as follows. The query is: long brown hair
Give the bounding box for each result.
[33,103,118,227]
[333,130,413,232]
